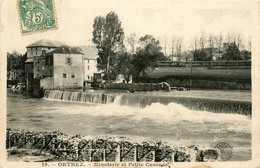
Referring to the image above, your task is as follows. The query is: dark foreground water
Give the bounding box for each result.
[7,90,251,161]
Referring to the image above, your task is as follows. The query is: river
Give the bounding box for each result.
[7,89,251,161]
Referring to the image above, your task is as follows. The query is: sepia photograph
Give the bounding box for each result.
[0,0,259,167]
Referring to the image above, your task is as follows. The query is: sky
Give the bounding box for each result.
[0,0,255,54]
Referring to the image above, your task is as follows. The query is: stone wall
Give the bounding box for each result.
[164,78,251,90]
[6,129,218,162]
[100,83,171,91]
[40,77,54,89]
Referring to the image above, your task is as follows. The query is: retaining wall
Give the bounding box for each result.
[100,83,170,91]
[165,78,251,90]
[40,77,54,89]
[6,129,218,162]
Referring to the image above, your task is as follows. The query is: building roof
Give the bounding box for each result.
[47,45,83,55]
[25,58,34,63]
[77,46,98,60]
[26,39,64,48]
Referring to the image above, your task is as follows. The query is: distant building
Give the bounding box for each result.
[115,74,132,83]
[77,46,99,86]
[168,55,179,61]
[203,47,223,61]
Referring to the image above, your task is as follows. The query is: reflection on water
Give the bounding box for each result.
[7,91,251,161]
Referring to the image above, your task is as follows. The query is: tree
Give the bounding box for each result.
[208,34,215,61]
[169,36,176,61]
[222,42,242,60]
[190,36,199,51]
[199,32,206,50]
[225,32,234,44]
[132,35,166,79]
[126,33,137,54]
[7,51,26,82]
[247,36,251,52]
[163,36,168,56]
[175,37,183,61]
[214,32,223,60]
[92,11,124,81]
[235,32,244,51]
[193,50,207,61]
[241,50,251,60]
[114,52,134,83]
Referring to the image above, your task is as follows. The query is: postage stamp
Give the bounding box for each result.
[17,0,57,34]
[214,142,233,161]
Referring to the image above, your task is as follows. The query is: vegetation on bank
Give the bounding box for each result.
[92,11,251,83]
[7,52,27,85]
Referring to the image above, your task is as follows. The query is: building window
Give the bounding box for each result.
[63,73,66,78]
[42,50,46,55]
[37,66,40,71]
[88,66,90,70]
[88,60,89,63]
[66,57,72,64]
[71,75,75,78]
[50,69,52,75]
[88,76,90,79]
[36,52,38,55]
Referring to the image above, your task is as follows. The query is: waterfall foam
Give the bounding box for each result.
[44,90,251,116]
[42,98,251,134]
[44,90,117,104]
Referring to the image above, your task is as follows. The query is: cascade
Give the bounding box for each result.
[44,90,251,116]
[44,90,118,104]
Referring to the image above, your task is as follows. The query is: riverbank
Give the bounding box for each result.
[7,129,218,162]
[142,66,251,90]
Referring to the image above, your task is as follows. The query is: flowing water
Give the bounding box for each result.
[7,89,251,161]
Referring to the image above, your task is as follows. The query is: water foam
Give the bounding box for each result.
[43,97,251,134]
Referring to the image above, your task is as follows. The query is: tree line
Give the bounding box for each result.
[7,52,27,83]
[92,12,251,83]
[162,32,251,61]
[92,12,167,83]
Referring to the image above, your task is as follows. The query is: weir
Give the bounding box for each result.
[44,90,117,104]
[44,90,251,116]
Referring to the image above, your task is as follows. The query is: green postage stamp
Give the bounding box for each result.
[17,0,57,34]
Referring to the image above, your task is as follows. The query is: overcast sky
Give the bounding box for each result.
[0,0,254,54]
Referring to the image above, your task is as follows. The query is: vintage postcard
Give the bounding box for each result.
[0,0,259,168]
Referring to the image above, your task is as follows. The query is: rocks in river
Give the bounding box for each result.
[6,129,218,162]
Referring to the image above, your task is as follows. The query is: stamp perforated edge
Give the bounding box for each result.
[16,0,58,36]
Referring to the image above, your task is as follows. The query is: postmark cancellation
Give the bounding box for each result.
[214,142,233,161]
[17,0,57,34]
